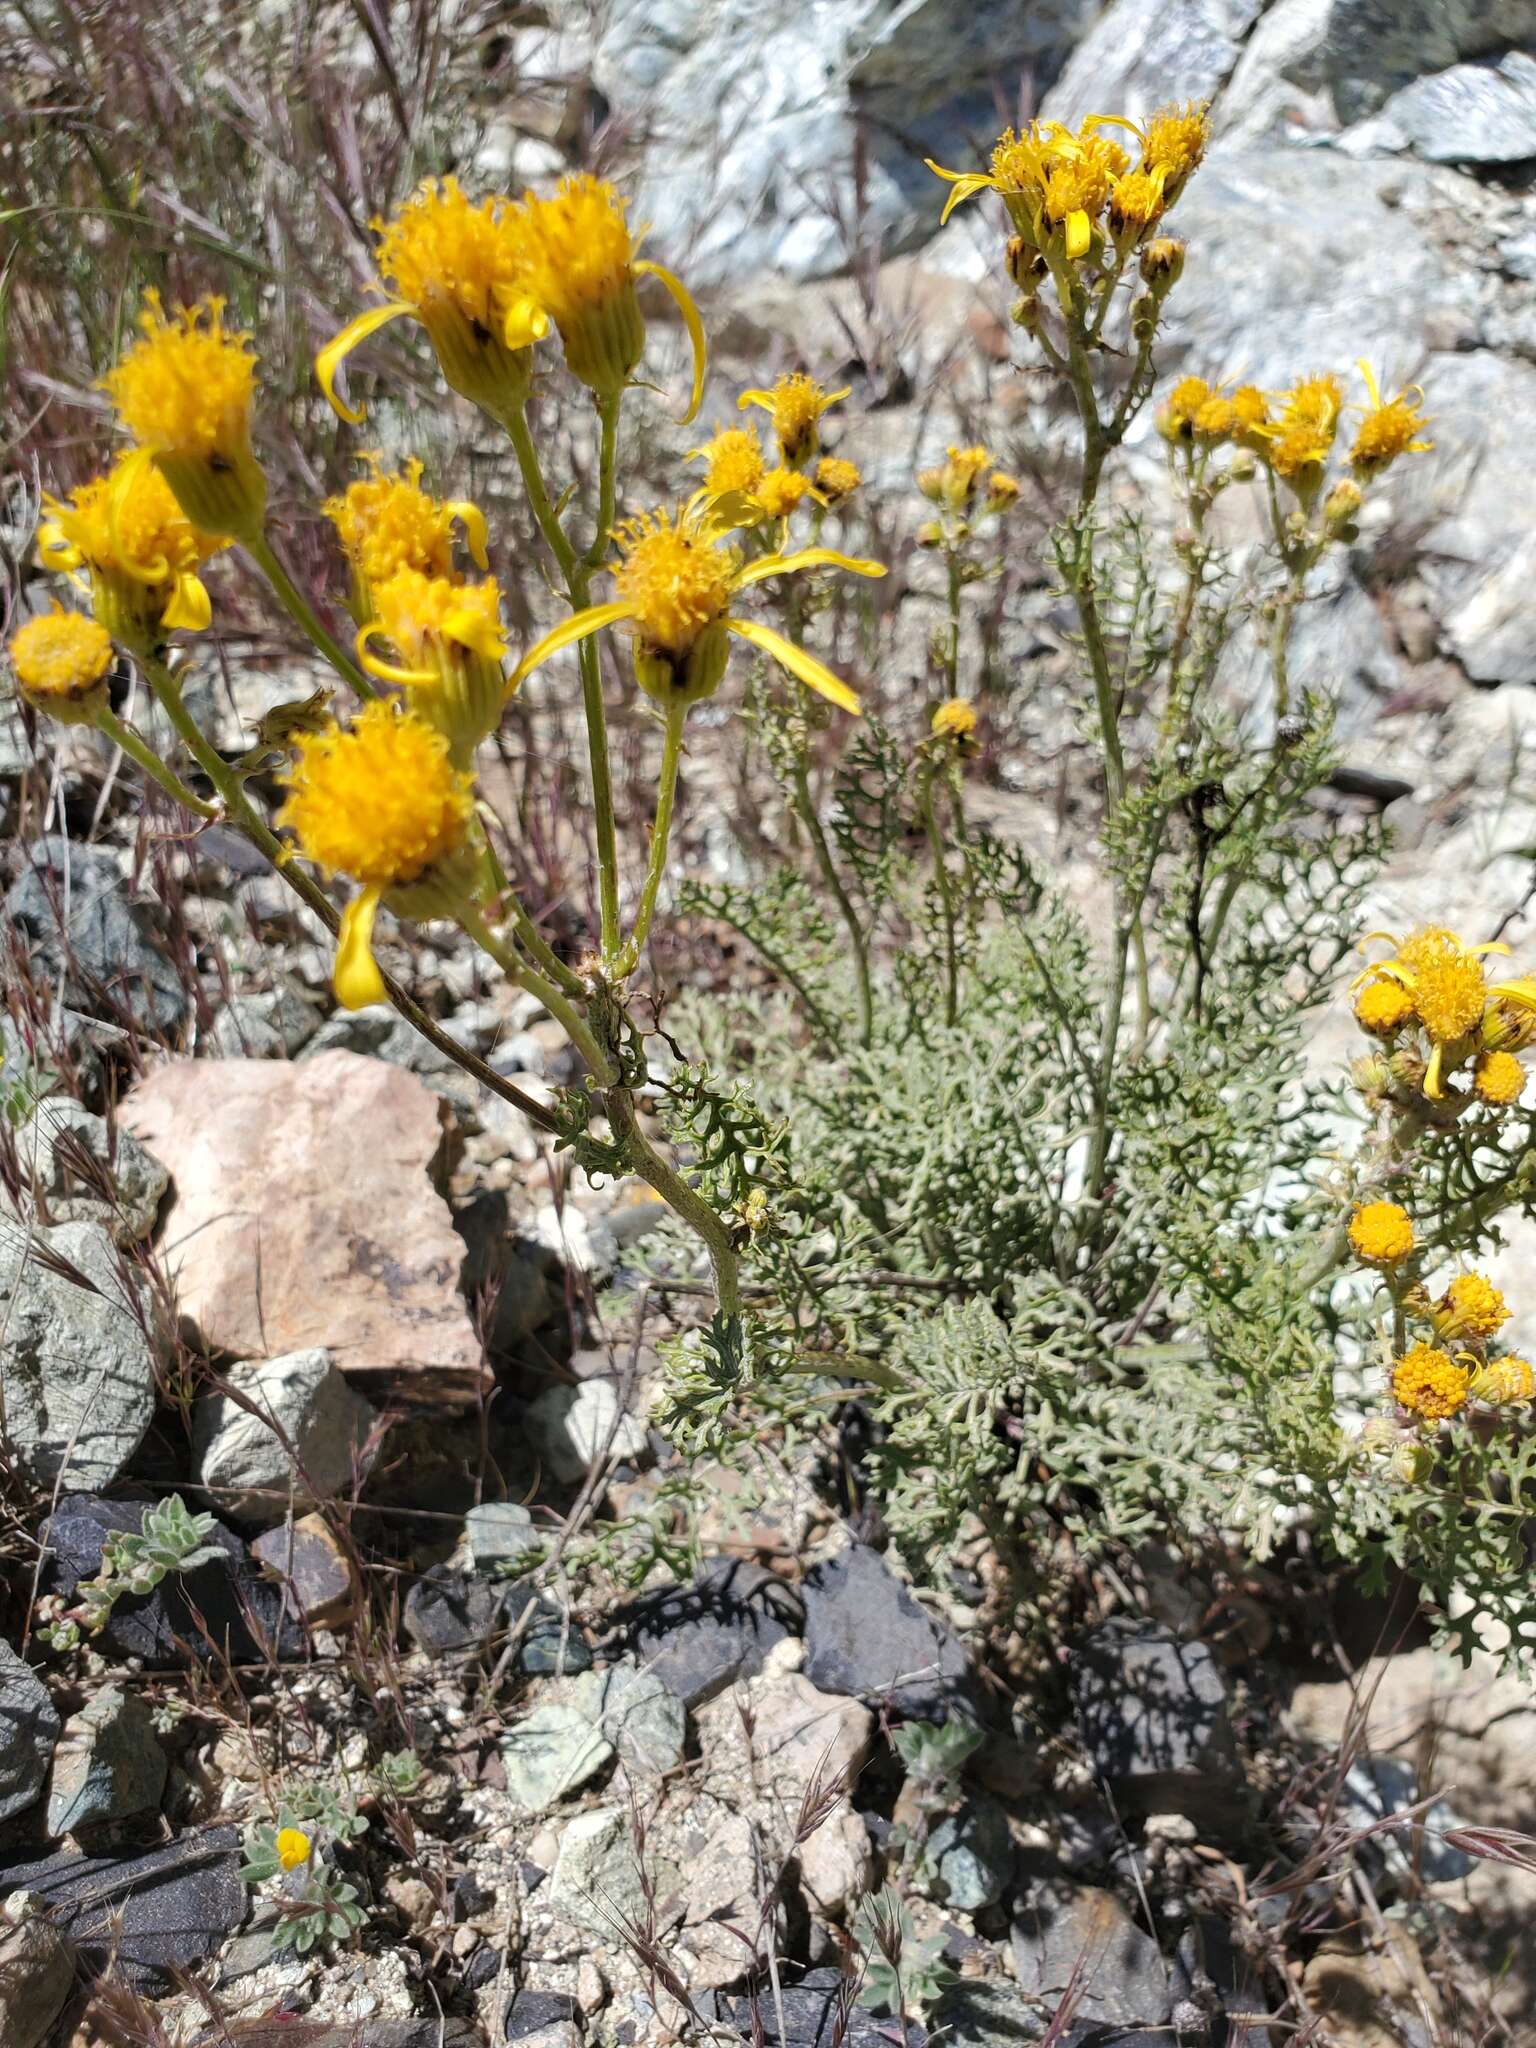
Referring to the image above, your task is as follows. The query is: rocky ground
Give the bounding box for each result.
[7,0,1536,2044]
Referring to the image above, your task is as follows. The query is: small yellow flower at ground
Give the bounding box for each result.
[1432,1272,1511,1344]
[1348,1201,1415,1267]
[520,174,706,418]
[739,372,850,469]
[815,455,862,505]
[507,504,883,713]
[357,568,509,760]
[1354,973,1415,1035]
[1470,1354,1536,1404]
[8,606,114,724]
[319,178,549,426]
[104,294,266,541]
[984,471,1021,516]
[39,449,227,650]
[931,697,978,741]
[278,701,477,1009]
[275,1827,312,1872]
[1349,362,1432,479]
[690,425,767,503]
[1474,1048,1527,1106]
[1354,924,1536,1096]
[324,455,488,614]
[1392,1343,1470,1422]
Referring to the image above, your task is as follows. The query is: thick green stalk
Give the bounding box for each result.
[456,904,617,1084]
[605,1086,742,1316]
[615,695,686,978]
[246,532,372,697]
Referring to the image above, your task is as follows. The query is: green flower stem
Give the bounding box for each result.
[493,879,587,999]
[95,706,217,818]
[586,391,622,572]
[246,532,372,698]
[789,750,873,1047]
[501,399,623,964]
[614,696,686,978]
[605,1084,742,1317]
[918,760,959,1028]
[456,902,617,1085]
[943,546,962,697]
[137,652,561,1136]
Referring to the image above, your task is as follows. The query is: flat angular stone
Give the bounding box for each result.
[6,837,188,1035]
[1069,1620,1239,1822]
[252,1512,361,1628]
[192,1347,375,1525]
[1011,1879,1174,2027]
[46,1683,166,1835]
[0,1641,60,1823]
[802,1541,977,1721]
[123,1053,487,1405]
[0,1895,74,2048]
[612,1556,803,1708]
[5,1096,167,1242]
[502,1700,613,1813]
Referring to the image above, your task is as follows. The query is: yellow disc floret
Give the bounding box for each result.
[1394,928,1489,1044]
[1140,102,1211,196]
[368,568,507,666]
[932,698,978,740]
[278,700,473,889]
[741,373,849,469]
[1349,364,1432,479]
[613,511,736,659]
[104,293,256,462]
[1348,1201,1415,1267]
[374,178,533,333]
[1108,168,1166,236]
[1355,976,1415,1035]
[9,606,114,711]
[520,174,634,329]
[325,456,460,589]
[815,455,861,504]
[694,426,767,501]
[1159,376,1212,442]
[755,467,814,520]
[1433,1273,1511,1344]
[1474,1049,1526,1106]
[1392,1343,1470,1422]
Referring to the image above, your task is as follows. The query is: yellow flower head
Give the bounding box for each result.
[1471,1355,1536,1404]
[324,454,488,600]
[1353,924,1536,1093]
[1474,1048,1526,1106]
[104,295,266,540]
[8,605,114,721]
[740,372,851,469]
[105,293,256,463]
[931,697,978,741]
[1392,1343,1470,1422]
[691,425,767,502]
[754,467,814,520]
[508,502,883,715]
[357,568,509,760]
[1139,101,1210,196]
[984,471,1021,515]
[39,450,226,647]
[1349,362,1432,479]
[1108,167,1167,237]
[1348,1201,1415,1267]
[275,1827,312,1872]
[815,455,862,505]
[1159,376,1213,443]
[319,178,549,426]
[279,702,478,1009]
[1229,384,1271,445]
[520,174,707,417]
[1433,1272,1510,1344]
[1041,153,1114,247]
[1263,373,1345,485]
[1192,392,1237,441]
[614,510,737,661]
[1355,975,1415,1036]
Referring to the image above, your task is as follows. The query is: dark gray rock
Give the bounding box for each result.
[715,1966,926,2046]
[6,836,188,1035]
[209,985,319,1058]
[920,1797,1014,1910]
[0,1826,246,1993]
[801,1541,976,1721]
[46,1683,166,1835]
[1011,1879,1174,2027]
[403,1565,591,1673]
[932,1980,1041,2046]
[0,1642,60,1823]
[197,2024,486,2048]
[612,1555,804,1708]
[506,1989,580,2040]
[1069,1620,1239,1822]
[0,1218,160,1489]
[1322,0,1536,121]
[37,1494,298,1670]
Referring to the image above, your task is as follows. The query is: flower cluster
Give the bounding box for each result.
[1352,925,1536,1103]
[688,373,863,533]
[915,444,1020,543]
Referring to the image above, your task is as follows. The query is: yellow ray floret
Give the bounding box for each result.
[1470,1355,1535,1404]
[358,568,508,681]
[1391,1343,1469,1422]
[506,503,884,714]
[40,448,226,641]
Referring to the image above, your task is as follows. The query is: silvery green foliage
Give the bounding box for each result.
[655,632,1536,1670]
[36,1494,224,1650]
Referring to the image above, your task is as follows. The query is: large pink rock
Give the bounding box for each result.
[123,1053,487,1405]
